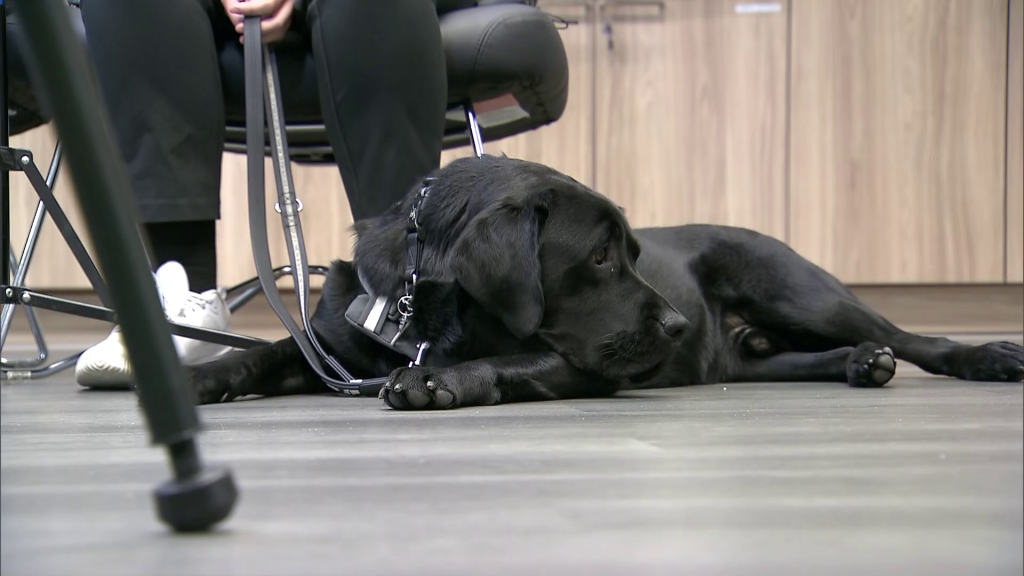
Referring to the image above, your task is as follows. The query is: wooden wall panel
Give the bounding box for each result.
[1008,0,1023,283]
[789,0,1009,284]
[441,0,596,187]
[593,0,788,240]
[215,154,354,289]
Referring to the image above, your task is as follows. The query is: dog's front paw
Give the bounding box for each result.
[380,366,460,410]
[947,342,1024,382]
[846,343,896,388]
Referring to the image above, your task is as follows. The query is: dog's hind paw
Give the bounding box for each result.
[945,341,1024,382]
[381,366,460,410]
[846,343,896,388]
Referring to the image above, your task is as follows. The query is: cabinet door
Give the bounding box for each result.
[441,0,597,188]
[789,0,1009,284]
[6,126,94,290]
[1008,0,1023,283]
[593,0,788,239]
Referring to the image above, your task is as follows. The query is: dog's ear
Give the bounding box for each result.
[450,201,545,339]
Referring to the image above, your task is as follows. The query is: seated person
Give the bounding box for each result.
[74,0,447,386]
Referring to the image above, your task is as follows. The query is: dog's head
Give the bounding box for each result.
[423,156,687,382]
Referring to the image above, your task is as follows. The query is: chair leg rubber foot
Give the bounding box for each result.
[154,465,238,532]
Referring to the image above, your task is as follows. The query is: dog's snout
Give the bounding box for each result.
[659,313,689,339]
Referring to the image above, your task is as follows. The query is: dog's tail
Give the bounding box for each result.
[186,336,320,404]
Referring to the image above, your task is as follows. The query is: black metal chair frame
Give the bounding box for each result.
[2,0,240,533]
[0,0,567,532]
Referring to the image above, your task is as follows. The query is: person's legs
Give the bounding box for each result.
[81,0,231,289]
[299,0,448,221]
[143,221,219,293]
[76,0,235,387]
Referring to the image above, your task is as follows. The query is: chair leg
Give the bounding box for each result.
[10,0,237,533]
[0,140,268,374]
[2,248,51,368]
[464,101,486,158]
[0,139,140,380]
[1,1,10,297]
[1,140,62,362]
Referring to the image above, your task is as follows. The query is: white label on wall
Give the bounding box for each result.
[735,2,782,14]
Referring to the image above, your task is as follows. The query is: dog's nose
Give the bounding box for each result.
[659,313,689,339]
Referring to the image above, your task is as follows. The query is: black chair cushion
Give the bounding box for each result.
[217,3,567,129]
[441,3,566,117]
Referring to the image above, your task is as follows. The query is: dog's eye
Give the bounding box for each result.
[594,247,608,265]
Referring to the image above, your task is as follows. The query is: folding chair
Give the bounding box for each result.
[2,0,570,531]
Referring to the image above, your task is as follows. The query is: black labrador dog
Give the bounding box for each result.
[188,155,1024,409]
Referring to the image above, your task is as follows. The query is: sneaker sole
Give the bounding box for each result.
[75,359,135,389]
[76,347,236,390]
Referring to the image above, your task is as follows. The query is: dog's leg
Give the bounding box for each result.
[380,352,616,410]
[186,337,324,404]
[691,232,1023,383]
[727,344,897,388]
[752,297,1023,383]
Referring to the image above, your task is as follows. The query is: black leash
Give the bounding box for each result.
[243,17,428,397]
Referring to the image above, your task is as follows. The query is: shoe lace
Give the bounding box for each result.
[172,292,212,319]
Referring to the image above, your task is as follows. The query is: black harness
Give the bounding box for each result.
[243,17,430,398]
[343,183,435,373]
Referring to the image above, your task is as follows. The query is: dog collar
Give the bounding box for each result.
[344,178,435,366]
[398,177,434,330]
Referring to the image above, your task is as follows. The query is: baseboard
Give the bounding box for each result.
[846,284,1024,334]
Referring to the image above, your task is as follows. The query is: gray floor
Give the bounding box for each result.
[2,343,1023,576]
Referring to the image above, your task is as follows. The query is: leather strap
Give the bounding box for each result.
[244,17,384,397]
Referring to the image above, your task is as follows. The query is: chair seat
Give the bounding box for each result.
[441,3,568,135]
[219,2,569,157]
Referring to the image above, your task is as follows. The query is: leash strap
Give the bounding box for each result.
[243,17,384,397]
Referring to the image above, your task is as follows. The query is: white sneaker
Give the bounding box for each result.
[75,261,234,388]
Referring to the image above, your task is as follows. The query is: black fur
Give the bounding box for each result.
[187,155,1024,409]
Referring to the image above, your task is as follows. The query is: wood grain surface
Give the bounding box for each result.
[593,0,789,241]
[788,0,1010,284]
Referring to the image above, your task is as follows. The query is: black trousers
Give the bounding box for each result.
[79,0,448,224]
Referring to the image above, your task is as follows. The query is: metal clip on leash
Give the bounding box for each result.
[243,17,385,397]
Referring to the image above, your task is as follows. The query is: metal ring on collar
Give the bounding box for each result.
[397,295,413,317]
